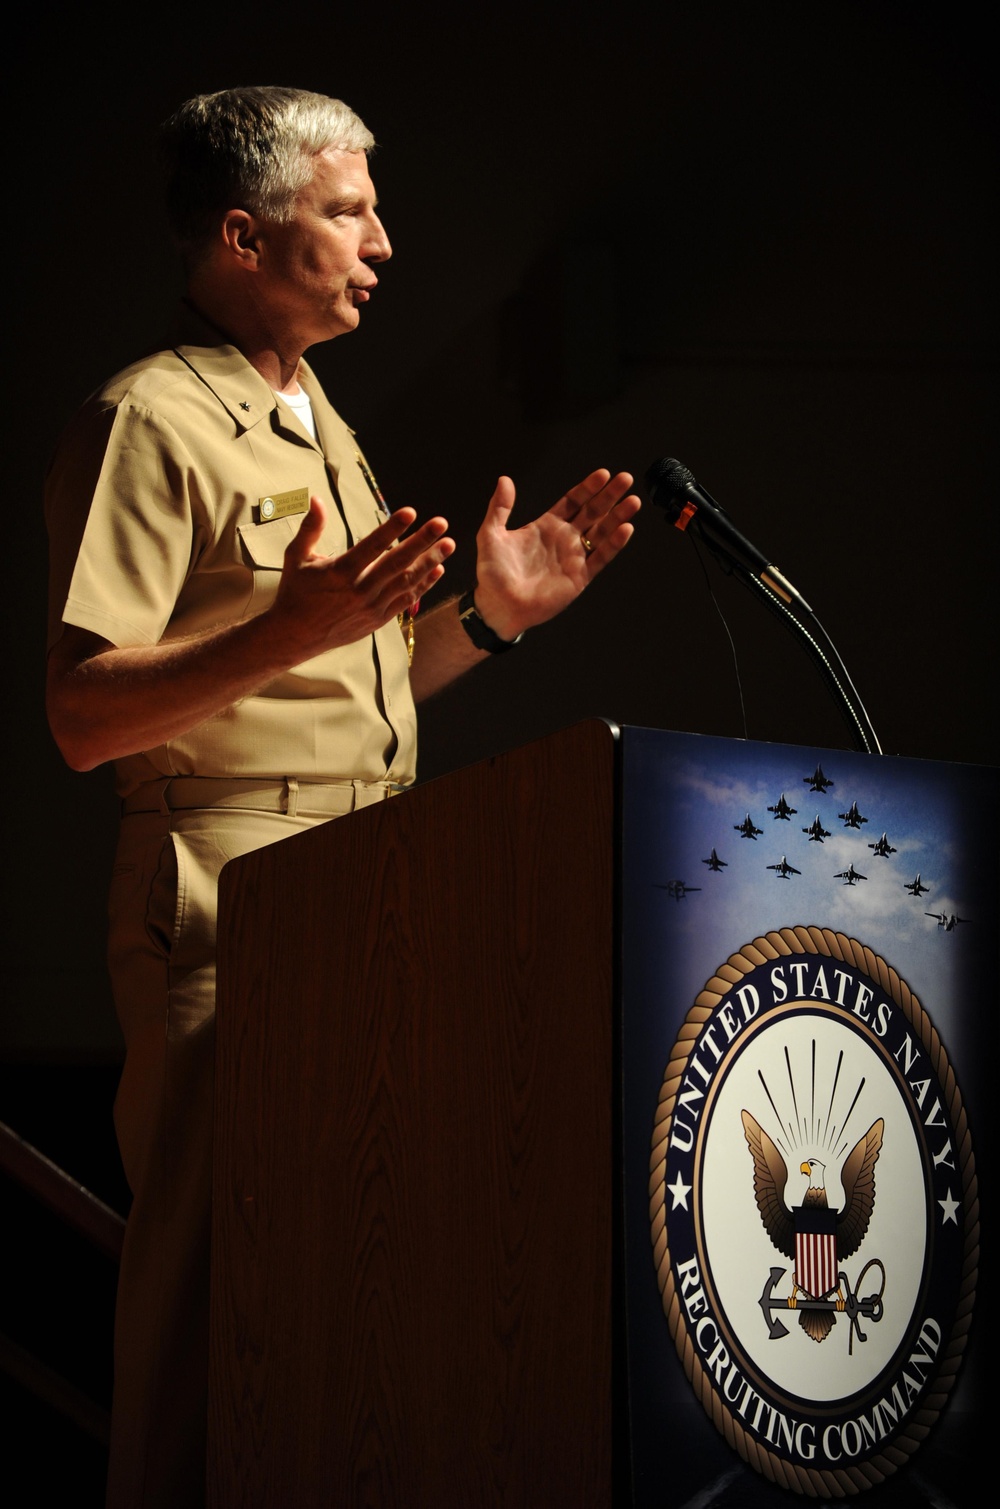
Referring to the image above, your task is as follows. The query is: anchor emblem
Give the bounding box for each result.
[759,1262,887,1354]
[742,1108,885,1346]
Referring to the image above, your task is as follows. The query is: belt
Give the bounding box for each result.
[121,776,405,819]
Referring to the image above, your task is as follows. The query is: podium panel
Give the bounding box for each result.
[618,727,991,1505]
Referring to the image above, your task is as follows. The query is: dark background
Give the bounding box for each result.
[3,1,995,1499]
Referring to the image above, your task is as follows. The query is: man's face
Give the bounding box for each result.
[256,148,391,347]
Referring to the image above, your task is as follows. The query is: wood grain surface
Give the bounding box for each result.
[210,720,619,1507]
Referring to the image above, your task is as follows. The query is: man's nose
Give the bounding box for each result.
[365,215,392,263]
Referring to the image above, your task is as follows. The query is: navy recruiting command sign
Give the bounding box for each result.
[648,927,976,1494]
[618,728,991,1503]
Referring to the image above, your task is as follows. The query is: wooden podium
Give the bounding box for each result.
[210,721,620,1508]
[210,721,990,1507]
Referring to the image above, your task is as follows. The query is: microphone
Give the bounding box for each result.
[644,457,881,753]
[645,457,809,611]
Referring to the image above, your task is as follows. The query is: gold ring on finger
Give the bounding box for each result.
[581,533,596,555]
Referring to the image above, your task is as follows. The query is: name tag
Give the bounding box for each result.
[257,488,309,522]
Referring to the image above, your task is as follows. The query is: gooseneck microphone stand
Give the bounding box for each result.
[645,458,883,757]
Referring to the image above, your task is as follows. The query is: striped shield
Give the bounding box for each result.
[794,1206,838,1299]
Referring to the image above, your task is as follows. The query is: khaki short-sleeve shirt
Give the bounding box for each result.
[45,317,417,797]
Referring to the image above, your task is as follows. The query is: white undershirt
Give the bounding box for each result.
[277,386,318,441]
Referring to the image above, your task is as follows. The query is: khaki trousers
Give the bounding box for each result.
[104,781,393,1509]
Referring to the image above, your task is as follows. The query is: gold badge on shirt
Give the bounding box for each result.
[256,488,309,523]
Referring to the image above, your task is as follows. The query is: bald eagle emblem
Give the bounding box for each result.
[741,1110,884,1344]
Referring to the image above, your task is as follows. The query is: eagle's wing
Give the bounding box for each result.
[741,1109,795,1258]
[837,1118,884,1259]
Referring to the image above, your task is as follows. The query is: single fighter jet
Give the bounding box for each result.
[925,912,967,931]
[655,880,702,900]
[767,856,801,879]
[803,764,835,794]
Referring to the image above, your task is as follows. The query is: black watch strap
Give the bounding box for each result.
[458,588,522,653]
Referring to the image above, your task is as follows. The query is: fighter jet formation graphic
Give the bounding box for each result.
[648,759,971,931]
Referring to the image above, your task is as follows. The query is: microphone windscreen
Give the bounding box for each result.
[645,457,695,509]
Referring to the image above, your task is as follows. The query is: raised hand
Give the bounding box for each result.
[471,470,640,642]
[270,497,455,658]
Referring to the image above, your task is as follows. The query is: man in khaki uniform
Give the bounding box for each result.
[45,87,640,1508]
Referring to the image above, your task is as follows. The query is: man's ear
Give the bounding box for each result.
[221,209,261,267]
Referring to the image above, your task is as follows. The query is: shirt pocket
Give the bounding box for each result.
[236,508,349,614]
[236,519,297,614]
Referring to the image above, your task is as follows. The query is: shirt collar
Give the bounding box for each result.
[165,303,335,454]
[163,308,271,435]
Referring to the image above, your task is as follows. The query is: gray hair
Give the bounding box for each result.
[159,86,375,262]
